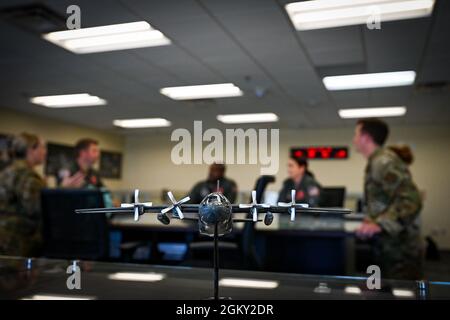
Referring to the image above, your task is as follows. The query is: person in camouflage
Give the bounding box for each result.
[353,119,423,280]
[0,133,47,257]
[278,156,321,207]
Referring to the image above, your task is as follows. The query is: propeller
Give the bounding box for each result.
[278,189,309,221]
[161,191,190,220]
[120,189,152,221]
[239,190,270,222]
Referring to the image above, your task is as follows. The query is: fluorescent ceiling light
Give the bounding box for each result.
[43,21,171,54]
[286,0,435,30]
[217,113,279,124]
[160,83,243,100]
[339,106,407,118]
[392,288,415,298]
[30,93,106,108]
[108,272,166,282]
[344,286,362,295]
[219,278,279,289]
[323,71,416,90]
[113,118,171,129]
[22,294,95,300]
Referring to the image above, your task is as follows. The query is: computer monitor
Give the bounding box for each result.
[319,187,346,207]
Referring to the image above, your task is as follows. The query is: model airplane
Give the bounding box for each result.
[75,188,351,236]
[76,186,351,300]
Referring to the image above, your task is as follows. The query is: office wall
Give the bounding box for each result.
[0,108,125,190]
[2,107,449,249]
[121,124,450,249]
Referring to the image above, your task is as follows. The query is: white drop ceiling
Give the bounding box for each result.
[0,0,449,134]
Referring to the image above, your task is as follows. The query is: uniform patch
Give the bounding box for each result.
[308,186,320,197]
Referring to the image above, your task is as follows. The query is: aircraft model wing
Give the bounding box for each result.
[75,206,167,215]
[230,205,351,215]
[76,189,352,227]
[232,218,263,222]
[75,189,200,223]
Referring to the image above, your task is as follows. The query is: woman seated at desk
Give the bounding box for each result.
[278,157,321,207]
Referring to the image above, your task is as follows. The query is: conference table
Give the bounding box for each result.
[1,256,449,300]
[109,213,366,275]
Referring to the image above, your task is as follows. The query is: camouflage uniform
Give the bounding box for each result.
[0,160,46,257]
[189,177,238,204]
[278,174,321,207]
[364,147,423,280]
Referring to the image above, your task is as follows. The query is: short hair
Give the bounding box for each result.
[357,118,389,146]
[210,162,226,172]
[12,132,40,159]
[75,138,98,158]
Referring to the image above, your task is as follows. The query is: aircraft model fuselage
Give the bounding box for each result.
[198,192,233,236]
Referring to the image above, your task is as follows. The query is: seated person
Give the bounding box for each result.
[278,157,321,207]
[58,138,103,189]
[188,163,238,203]
[0,133,47,257]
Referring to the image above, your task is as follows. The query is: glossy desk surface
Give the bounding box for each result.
[1,256,449,300]
[111,213,365,234]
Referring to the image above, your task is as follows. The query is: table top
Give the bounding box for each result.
[1,256,448,300]
[110,212,365,234]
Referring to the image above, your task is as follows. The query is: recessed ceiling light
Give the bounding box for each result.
[338,106,407,118]
[219,278,279,289]
[43,21,171,54]
[30,93,107,108]
[107,272,166,282]
[286,0,435,30]
[217,113,279,124]
[113,118,171,128]
[323,71,416,90]
[160,83,243,100]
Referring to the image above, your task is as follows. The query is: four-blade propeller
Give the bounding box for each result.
[161,191,190,220]
[239,190,270,222]
[120,189,152,221]
[278,189,309,221]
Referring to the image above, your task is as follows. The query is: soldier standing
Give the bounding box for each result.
[0,133,47,257]
[353,118,423,280]
[278,157,321,207]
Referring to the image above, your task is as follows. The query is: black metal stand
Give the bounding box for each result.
[209,222,230,300]
[213,221,219,301]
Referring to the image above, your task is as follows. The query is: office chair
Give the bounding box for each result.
[41,189,109,260]
[241,175,275,269]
